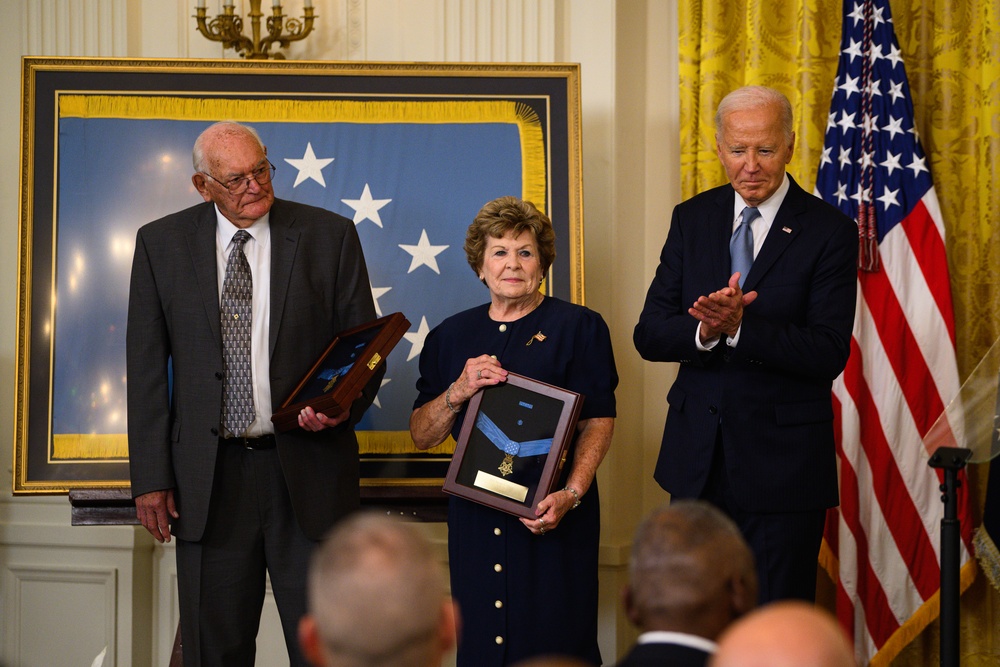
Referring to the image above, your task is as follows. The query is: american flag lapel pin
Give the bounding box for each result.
[782,226,792,234]
[526,331,546,346]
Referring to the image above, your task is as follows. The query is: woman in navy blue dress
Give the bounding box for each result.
[410,196,618,666]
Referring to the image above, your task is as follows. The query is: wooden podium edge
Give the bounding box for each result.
[69,485,449,526]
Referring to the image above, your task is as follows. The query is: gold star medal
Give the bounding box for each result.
[499,441,518,476]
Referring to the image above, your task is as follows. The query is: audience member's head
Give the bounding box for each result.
[710,601,856,667]
[299,512,458,667]
[624,500,757,640]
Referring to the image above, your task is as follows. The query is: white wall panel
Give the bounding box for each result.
[4,564,117,667]
[440,0,554,62]
[23,0,127,56]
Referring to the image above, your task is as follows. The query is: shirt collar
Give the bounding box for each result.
[215,205,270,247]
[636,630,718,653]
[732,172,790,225]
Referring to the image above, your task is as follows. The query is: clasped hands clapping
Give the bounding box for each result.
[690,271,758,342]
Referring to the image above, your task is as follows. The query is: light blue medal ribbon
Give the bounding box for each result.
[475,411,553,477]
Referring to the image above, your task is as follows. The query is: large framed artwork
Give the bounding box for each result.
[13,57,584,495]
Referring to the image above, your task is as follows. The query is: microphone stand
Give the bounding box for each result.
[927,446,972,667]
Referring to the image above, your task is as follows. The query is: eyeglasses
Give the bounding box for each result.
[202,161,276,195]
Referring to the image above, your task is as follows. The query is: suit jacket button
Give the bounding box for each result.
[708,406,718,415]
[215,372,223,380]
[210,427,219,436]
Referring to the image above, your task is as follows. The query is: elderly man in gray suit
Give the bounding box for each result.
[127,121,382,666]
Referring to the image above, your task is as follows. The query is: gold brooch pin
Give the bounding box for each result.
[526,331,547,346]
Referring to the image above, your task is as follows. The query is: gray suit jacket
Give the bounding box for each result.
[127,198,382,541]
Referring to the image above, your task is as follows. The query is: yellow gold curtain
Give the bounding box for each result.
[680,0,1000,665]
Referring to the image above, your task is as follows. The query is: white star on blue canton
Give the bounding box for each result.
[342,183,392,227]
[886,43,904,68]
[880,151,902,176]
[877,186,900,210]
[284,142,335,188]
[843,38,864,62]
[834,182,849,204]
[887,81,905,104]
[882,116,905,141]
[837,110,858,133]
[399,229,449,274]
[847,2,865,25]
[403,316,431,361]
[838,146,853,169]
[370,283,391,317]
[906,155,929,177]
[839,75,861,99]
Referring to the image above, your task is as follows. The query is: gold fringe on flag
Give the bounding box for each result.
[52,434,129,460]
[973,525,1000,591]
[819,535,977,667]
[58,94,547,207]
[51,431,456,459]
[357,431,456,455]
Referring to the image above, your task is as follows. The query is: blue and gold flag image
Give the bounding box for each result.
[50,94,549,480]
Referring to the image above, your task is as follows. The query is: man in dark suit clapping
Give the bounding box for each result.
[616,501,757,667]
[634,86,858,604]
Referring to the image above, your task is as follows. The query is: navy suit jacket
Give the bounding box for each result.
[616,641,711,667]
[127,198,382,541]
[633,176,857,512]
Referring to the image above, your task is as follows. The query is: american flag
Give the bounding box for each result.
[814,0,974,663]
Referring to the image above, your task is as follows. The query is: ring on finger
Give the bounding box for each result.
[477,369,483,379]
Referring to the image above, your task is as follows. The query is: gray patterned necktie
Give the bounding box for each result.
[221,230,255,435]
[730,206,760,288]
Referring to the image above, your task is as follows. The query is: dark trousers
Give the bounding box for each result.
[175,444,316,667]
[701,431,826,604]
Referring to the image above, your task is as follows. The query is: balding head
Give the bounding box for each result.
[624,500,757,640]
[711,601,856,667]
[299,513,457,667]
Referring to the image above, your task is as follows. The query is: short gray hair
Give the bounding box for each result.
[714,86,794,141]
[307,513,448,667]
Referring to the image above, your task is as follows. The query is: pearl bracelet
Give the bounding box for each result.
[563,486,581,509]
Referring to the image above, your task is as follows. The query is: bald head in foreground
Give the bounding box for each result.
[616,500,757,667]
[299,513,458,667]
[710,601,856,667]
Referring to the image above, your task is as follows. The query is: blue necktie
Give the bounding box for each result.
[730,207,760,288]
